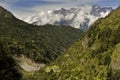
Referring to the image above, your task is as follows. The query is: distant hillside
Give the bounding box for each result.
[33,6,120,80]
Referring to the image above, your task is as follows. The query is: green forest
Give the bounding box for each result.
[0,18,83,63]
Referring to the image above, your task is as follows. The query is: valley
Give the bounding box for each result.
[0,2,120,80]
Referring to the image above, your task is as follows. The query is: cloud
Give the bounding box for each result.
[0,0,119,18]
[0,0,101,18]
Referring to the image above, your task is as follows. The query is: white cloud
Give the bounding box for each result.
[0,0,103,18]
[23,4,111,30]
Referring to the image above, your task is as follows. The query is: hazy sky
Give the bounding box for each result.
[0,0,120,18]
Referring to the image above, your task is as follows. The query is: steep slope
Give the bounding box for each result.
[0,6,23,80]
[33,6,120,80]
[23,5,112,31]
[0,41,22,80]
[0,6,15,18]
[0,6,83,64]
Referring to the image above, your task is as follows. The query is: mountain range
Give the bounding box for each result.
[0,5,120,80]
[23,5,112,31]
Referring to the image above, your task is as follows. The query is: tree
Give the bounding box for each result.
[0,41,22,80]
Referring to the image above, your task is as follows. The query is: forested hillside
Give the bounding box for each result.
[0,6,83,63]
[0,6,83,80]
[0,41,22,80]
[33,6,120,80]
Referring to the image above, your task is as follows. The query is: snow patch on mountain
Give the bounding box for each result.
[22,5,112,31]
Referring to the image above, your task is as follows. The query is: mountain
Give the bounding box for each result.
[0,6,84,79]
[23,5,112,31]
[0,6,83,66]
[0,6,15,18]
[0,6,23,80]
[33,6,120,80]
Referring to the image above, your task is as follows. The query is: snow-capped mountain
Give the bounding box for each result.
[22,5,112,30]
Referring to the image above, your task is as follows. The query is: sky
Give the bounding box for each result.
[0,0,120,18]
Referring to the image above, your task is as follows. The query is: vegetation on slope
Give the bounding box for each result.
[0,6,15,19]
[0,6,83,79]
[0,7,83,64]
[33,6,120,80]
[0,41,22,80]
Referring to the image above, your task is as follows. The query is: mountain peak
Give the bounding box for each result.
[0,6,4,10]
[0,6,15,19]
[22,5,112,31]
[0,6,7,13]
